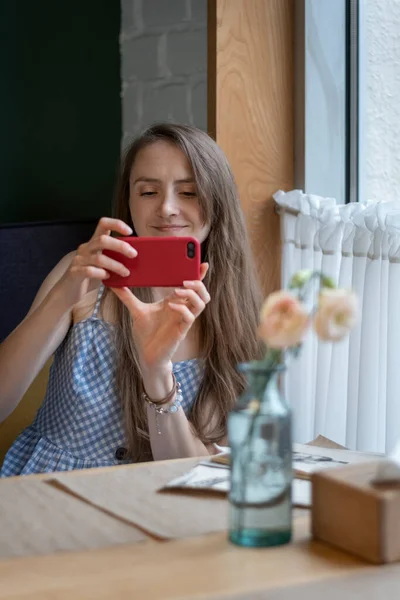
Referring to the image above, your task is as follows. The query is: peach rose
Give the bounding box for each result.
[258,291,310,349]
[314,289,358,342]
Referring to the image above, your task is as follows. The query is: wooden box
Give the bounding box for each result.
[312,461,400,564]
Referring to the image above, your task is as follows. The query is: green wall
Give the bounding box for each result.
[0,1,121,224]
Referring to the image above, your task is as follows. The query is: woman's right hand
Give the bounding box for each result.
[57,217,137,307]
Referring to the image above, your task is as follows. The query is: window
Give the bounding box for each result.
[287,1,400,452]
[295,0,347,204]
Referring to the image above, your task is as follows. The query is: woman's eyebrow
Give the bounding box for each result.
[132,177,195,185]
[132,177,160,185]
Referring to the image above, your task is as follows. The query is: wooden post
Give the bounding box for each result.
[208,0,294,296]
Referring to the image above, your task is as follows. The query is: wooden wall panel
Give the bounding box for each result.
[208,0,294,296]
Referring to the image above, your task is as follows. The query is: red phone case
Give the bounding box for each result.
[102,236,201,288]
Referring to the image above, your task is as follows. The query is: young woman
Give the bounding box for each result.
[0,123,261,476]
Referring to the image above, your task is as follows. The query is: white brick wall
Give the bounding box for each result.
[120,0,207,146]
[362,0,400,202]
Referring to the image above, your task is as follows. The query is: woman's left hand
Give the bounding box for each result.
[110,263,210,372]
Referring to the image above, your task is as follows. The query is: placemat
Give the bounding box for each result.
[0,477,146,558]
[50,459,229,540]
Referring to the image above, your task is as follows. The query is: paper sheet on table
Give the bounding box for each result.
[0,478,145,558]
[163,463,312,507]
[51,458,229,540]
[210,439,383,481]
[294,442,383,479]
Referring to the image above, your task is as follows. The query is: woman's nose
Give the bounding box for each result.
[158,191,180,217]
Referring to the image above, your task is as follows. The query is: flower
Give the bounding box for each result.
[314,289,358,342]
[258,291,310,349]
[255,271,358,371]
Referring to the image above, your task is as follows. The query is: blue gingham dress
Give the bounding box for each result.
[1,286,203,477]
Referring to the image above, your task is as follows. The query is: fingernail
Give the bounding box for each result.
[128,247,137,257]
[125,225,133,234]
[123,269,130,276]
[183,281,194,287]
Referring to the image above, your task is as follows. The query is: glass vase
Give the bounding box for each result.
[228,363,292,547]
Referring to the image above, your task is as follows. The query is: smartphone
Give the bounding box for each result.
[102,236,201,288]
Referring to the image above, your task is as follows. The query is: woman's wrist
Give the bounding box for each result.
[141,361,174,402]
[143,372,183,436]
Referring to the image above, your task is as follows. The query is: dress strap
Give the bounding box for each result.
[92,284,105,319]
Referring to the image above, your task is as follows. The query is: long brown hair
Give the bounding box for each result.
[104,123,262,461]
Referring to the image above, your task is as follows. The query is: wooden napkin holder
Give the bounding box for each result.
[312,461,400,564]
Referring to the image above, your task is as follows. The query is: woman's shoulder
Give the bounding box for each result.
[72,287,104,325]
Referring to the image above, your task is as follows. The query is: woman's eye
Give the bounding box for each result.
[140,191,157,196]
[181,191,196,197]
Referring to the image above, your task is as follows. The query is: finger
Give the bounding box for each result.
[168,302,196,328]
[110,286,145,318]
[70,253,111,279]
[80,252,131,278]
[182,279,211,304]
[69,264,110,280]
[88,234,137,259]
[199,262,209,281]
[93,217,133,238]
[173,288,206,316]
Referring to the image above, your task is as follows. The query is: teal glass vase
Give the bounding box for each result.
[228,363,292,547]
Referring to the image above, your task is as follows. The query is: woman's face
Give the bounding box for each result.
[128,140,211,243]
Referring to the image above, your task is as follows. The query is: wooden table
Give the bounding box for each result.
[0,459,398,599]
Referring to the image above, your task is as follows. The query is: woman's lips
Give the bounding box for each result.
[152,225,187,232]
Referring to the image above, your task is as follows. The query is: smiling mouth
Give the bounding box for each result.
[152,225,188,231]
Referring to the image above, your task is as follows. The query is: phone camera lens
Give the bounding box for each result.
[187,242,195,258]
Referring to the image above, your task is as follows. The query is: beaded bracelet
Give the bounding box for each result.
[142,376,183,435]
[143,372,178,406]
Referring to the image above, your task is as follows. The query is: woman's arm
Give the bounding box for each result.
[143,366,222,460]
[0,253,76,422]
[111,265,217,459]
[0,217,136,423]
